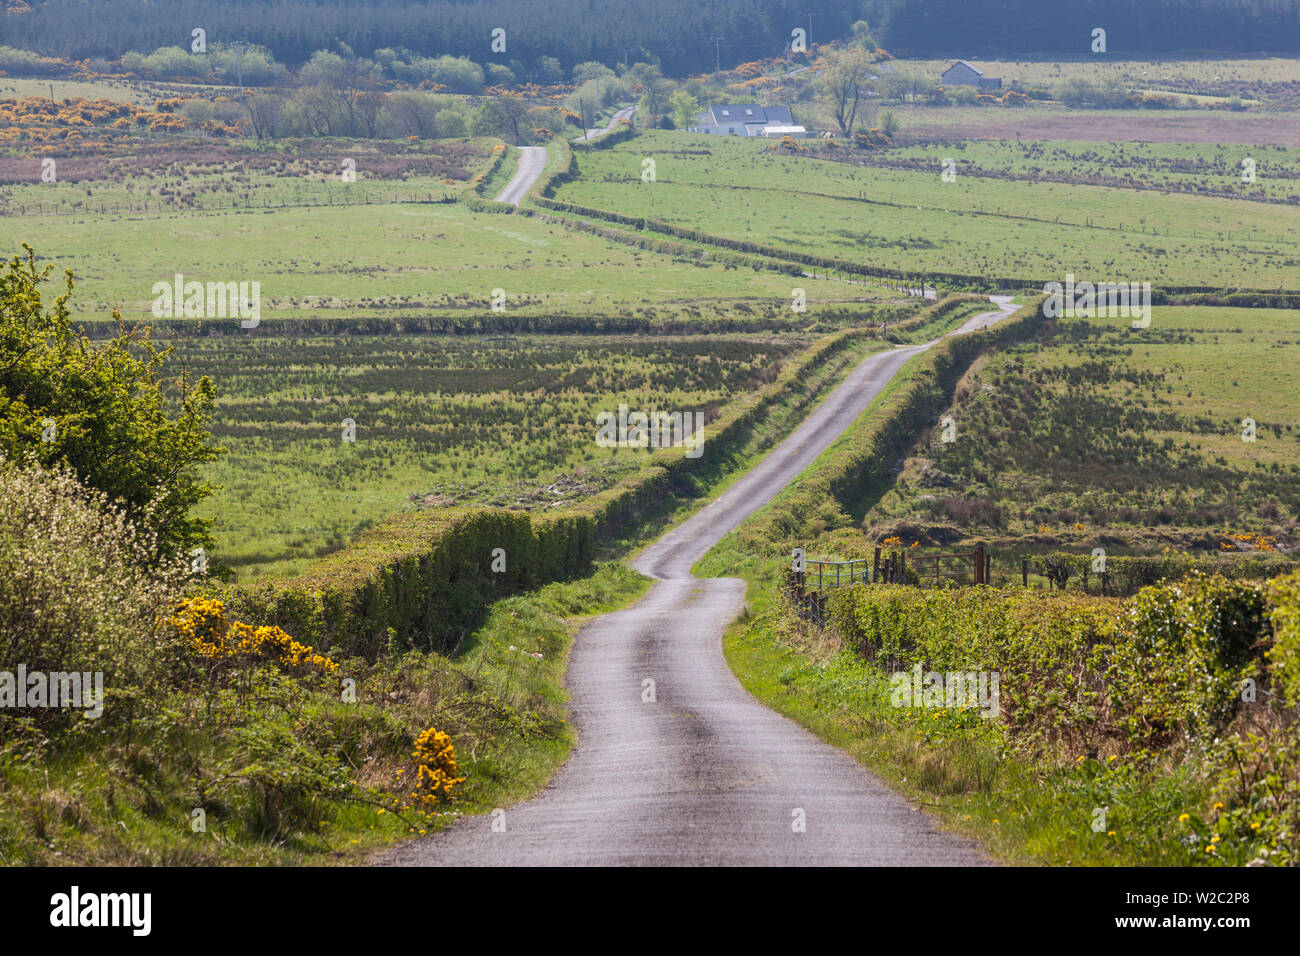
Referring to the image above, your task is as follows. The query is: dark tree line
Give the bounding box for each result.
[865,0,1300,55]
[2,0,859,77]
[4,1,1294,76]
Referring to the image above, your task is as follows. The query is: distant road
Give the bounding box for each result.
[492,104,636,207]
[382,297,1019,867]
[493,145,548,206]
[575,104,636,142]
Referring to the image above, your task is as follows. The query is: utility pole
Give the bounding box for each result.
[232,41,244,91]
[711,36,725,76]
[805,12,820,48]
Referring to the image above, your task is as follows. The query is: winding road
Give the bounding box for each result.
[383,296,1020,866]
[576,104,637,143]
[494,106,637,207]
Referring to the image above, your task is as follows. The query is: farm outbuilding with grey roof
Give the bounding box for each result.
[941,60,1002,90]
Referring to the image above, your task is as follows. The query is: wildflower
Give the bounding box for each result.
[1250,822,1261,830]
[411,727,466,807]
[1213,802,1224,811]
[1178,813,1190,823]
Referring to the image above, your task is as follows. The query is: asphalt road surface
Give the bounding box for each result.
[493,145,548,206]
[382,297,1020,866]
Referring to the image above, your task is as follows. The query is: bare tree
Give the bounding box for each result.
[818,47,875,137]
[389,91,439,137]
[243,91,284,139]
[356,90,385,138]
[496,93,531,144]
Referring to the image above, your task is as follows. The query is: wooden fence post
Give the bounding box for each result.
[873,547,881,584]
[1021,557,1029,587]
[974,544,985,585]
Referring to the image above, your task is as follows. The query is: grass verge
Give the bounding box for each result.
[0,562,649,865]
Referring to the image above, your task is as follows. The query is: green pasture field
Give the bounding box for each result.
[864,305,1300,555]
[5,198,864,321]
[870,139,1300,203]
[550,129,1300,288]
[185,332,812,577]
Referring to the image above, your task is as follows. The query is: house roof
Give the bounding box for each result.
[943,60,983,75]
[695,104,794,128]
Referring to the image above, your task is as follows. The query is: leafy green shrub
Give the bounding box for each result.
[1268,571,1300,705]
[0,245,222,558]
[0,459,189,728]
[828,572,1280,754]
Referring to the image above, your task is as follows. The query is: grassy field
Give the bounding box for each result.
[551,129,1300,287]
[863,306,1300,557]
[182,332,812,577]
[868,139,1300,203]
[0,75,167,104]
[6,196,871,321]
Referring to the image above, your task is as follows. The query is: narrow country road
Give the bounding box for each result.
[576,104,636,143]
[494,105,636,206]
[493,145,548,206]
[383,296,1020,866]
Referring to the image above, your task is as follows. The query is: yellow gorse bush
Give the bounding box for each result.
[411,727,466,807]
[170,597,337,673]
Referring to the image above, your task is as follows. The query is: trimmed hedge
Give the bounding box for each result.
[575,120,636,150]
[522,206,805,275]
[532,194,1031,290]
[226,508,590,659]
[459,193,518,214]
[534,138,575,198]
[828,572,1285,753]
[222,322,888,658]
